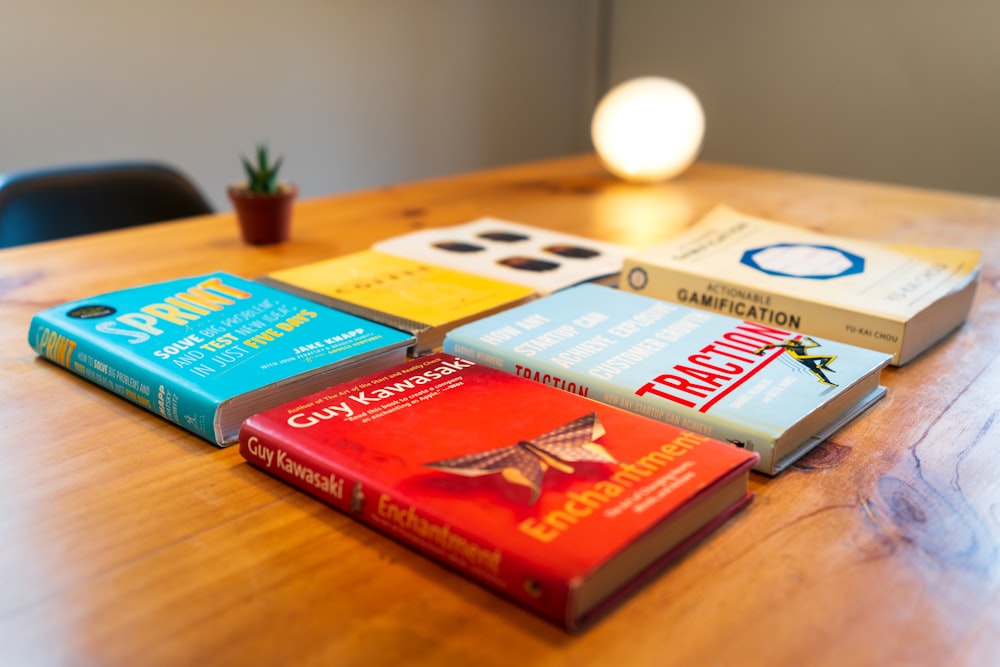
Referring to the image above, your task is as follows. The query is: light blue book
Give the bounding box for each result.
[28,272,414,446]
[443,283,891,474]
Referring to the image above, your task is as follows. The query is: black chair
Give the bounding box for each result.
[0,161,214,248]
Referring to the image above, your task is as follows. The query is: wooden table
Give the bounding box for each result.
[2,154,997,666]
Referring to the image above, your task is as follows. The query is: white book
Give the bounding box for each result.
[373,217,632,295]
[619,205,981,365]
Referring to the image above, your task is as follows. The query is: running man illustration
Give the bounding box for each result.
[754,336,838,386]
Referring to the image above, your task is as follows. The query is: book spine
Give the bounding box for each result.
[442,334,776,471]
[238,422,576,628]
[28,314,219,443]
[621,260,907,362]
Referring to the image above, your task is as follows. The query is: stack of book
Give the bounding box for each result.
[27,209,981,629]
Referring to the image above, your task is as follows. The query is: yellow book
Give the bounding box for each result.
[262,250,537,355]
[620,205,981,365]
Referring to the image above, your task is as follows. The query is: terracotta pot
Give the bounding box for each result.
[227,184,297,245]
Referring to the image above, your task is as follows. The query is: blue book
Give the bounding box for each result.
[28,272,414,446]
[443,283,891,474]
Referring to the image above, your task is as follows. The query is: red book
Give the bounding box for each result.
[239,353,758,630]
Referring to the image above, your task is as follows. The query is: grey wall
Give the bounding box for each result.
[605,0,1000,197]
[4,0,998,208]
[1,1,599,209]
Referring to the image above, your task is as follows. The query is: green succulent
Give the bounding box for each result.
[241,144,283,194]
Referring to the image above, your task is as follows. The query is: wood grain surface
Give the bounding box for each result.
[2,154,997,667]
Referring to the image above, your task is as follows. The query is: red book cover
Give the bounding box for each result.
[239,353,759,630]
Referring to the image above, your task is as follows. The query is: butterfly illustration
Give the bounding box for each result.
[424,412,617,503]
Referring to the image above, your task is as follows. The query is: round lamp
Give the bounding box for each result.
[591,76,705,183]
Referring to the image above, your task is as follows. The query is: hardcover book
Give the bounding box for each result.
[261,249,537,355]
[239,353,758,631]
[619,205,982,365]
[27,272,414,446]
[372,217,632,294]
[443,283,892,475]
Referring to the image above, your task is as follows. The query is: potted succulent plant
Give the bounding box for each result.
[228,144,297,245]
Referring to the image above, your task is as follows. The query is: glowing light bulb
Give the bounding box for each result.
[591,76,705,183]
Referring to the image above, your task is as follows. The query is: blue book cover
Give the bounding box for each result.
[28,272,414,446]
[443,283,891,474]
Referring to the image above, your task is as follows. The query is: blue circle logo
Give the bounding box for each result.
[740,243,865,279]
